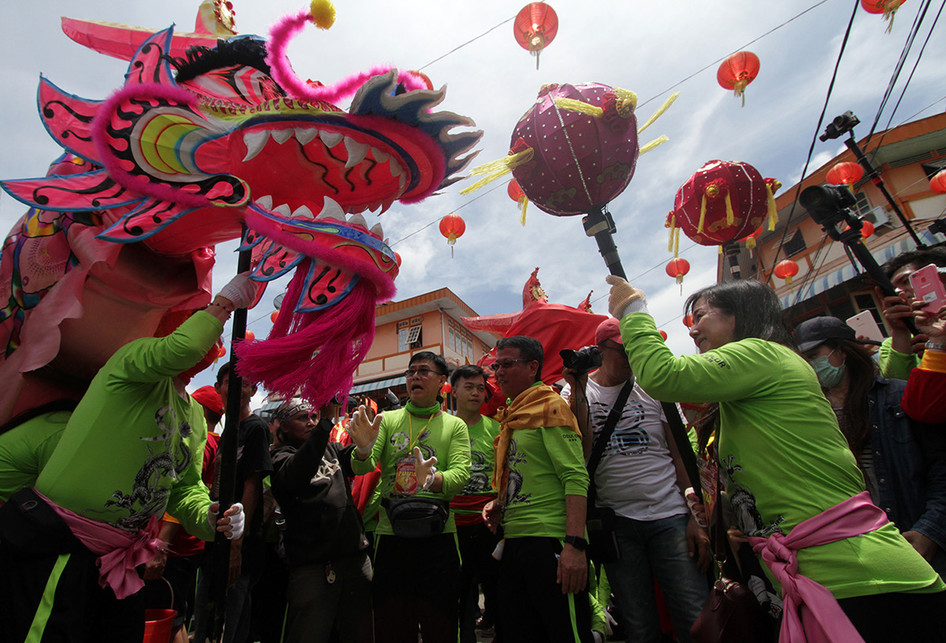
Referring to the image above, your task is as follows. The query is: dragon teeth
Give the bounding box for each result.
[370,223,384,238]
[316,197,346,222]
[347,213,368,229]
[272,129,293,144]
[344,138,370,169]
[272,204,291,216]
[254,195,273,210]
[242,130,268,162]
[292,205,314,218]
[372,147,389,163]
[294,128,318,145]
[320,131,343,148]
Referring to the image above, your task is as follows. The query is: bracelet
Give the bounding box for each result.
[206,301,234,314]
[422,466,437,490]
[926,341,946,352]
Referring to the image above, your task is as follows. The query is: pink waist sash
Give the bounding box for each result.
[747,491,889,643]
[36,490,163,600]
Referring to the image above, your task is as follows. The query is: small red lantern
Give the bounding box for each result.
[740,225,764,257]
[508,179,529,226]
[665,258,691,294]
[774,259,800,288]
[439,213,466,257]
[683,313,694,328]
[717,51,760,107]
[658,330,668,341]
[513,3,558,69]
[861,0,906,31]
[270,311,279,323]
[217,345,227,358]
[930,169,946,194]
[440,382,452,395]
[244,330,255,341]
[825,162,864,185]
[860,220,875,238]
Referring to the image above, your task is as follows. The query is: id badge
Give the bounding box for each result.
[395,459,417,494]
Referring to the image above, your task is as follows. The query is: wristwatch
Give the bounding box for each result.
[564,535,587,551]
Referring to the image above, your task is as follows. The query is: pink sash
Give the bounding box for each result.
[748,491,889,643]
[36,491,163,600]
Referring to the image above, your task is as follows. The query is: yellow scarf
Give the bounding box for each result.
[492,383,580,504]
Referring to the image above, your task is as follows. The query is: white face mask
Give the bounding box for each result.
[810,350,845,389]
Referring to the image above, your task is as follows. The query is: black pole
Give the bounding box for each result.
[582,206,626,279]
[211,228,253,639]
[843,135,925,248]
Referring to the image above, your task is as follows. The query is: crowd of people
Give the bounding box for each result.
[0,246,945,643]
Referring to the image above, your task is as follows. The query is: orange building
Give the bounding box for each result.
[348,287,497,403]
[720,112,946,330]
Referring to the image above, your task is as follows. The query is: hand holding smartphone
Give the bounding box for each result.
[846,311,884,343]
[908,263,946,315]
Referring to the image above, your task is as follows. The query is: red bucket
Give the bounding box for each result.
[143,608,176,643]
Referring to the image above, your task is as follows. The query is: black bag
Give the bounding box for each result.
[584,380,634,565]
[690,576,775,643]
[382,496,449,539]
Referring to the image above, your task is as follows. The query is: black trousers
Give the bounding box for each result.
[457,522,500,643]
[838,589,946,642]
[496,537,593,643]
[0,489,144,643]
[373,533,460,643]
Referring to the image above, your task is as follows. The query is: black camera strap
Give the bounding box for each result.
[661,401,702,499]
[586,378,633,506]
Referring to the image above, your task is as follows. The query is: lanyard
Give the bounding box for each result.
[407,412,435,453]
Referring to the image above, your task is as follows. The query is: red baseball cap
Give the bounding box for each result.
[595,318,622,346]
[192,385,224,415]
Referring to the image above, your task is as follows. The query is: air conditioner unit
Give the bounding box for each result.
[863,207,891,227]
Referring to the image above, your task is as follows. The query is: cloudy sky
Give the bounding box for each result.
[1,0,944,398]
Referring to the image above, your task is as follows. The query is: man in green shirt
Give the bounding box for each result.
[483,336,593,643]
[348,351,471,643]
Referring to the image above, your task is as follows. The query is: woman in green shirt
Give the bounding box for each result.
[606,276,945,642]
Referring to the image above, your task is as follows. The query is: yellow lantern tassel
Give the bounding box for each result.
[725,193,735,226]
[667,215,675,253]
[613,88,639,118]
[637,91,679,134]
[460,147,534,194]
[718,245,723,255]
[309,0,336,29]
[733,79,748,107]
[746,236,756,258]
[640,135,669,154]
[519,197,529,226]
[766,183,778,230]
[697,195,707,233]
[552,98,603,117]
[674,227,681,257]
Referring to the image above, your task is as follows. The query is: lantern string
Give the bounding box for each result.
[416,17,516,72]
[765,0,859,280]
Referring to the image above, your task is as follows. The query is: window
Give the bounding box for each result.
[397,322,423,351]
[783,228,807,257]
[851,191,872,218]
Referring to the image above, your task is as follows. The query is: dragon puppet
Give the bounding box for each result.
[0,1,481,422]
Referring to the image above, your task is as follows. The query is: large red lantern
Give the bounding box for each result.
[861,0,906,31]
[665,258,690,294]
[825,162,864,185]
[774,259,800,287]
[439,213,466,257]
[508,179,529,225]
[930,169,946,194]
[670,160,779,248]
[717,52,760,106]
[513,3,559,69]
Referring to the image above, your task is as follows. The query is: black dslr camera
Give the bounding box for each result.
[560,346,602,375]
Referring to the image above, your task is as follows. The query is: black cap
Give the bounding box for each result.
[794,316,876,352]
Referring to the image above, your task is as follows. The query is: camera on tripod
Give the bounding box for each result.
[560,346,603,375]
[819,111,860,142]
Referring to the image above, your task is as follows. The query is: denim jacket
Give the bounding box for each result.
[868,376,946,555]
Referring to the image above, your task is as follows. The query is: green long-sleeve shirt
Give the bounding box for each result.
[351,408,471,536]
[35,311,219,540]
[619,312,943,599]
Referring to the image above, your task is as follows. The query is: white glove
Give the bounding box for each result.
[606,274,649,318]
[209,501,245,540]
[348,405,382,458]
[414,447,438,491]
[217,272,258,310]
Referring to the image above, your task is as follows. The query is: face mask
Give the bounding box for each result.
[811,353,845,388]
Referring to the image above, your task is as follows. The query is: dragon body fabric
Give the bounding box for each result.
[0,8,480,421]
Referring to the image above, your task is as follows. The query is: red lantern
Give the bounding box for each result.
[670,160,778,248]
[508,179,529,226]
[683,313,694,328]
[244,330,255,341]
[717,52,760,106]
[931,169,946,194]
[665,258,690,294]
[217,345,227,358]
[861,0,906,31]
[270,310,279,323]
[825,162,864,185]
[740,225,764,256]
[658,330,668,341]
[440,382,452,395]
[860,220,875,238]
[513,3,558,69]
[774,259,800,287]
[439,214,466,257]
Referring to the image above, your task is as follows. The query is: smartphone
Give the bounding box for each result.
[908,263,946,314]
[846,311,884,343]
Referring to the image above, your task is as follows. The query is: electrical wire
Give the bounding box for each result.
[764,0,861,281]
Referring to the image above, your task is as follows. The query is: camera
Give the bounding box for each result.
[800,184,858,226]
[819,111,860,142]
[560,346,602,374]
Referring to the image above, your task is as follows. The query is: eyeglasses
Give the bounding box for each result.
[404,367,443,378]
[489,359,531,371]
